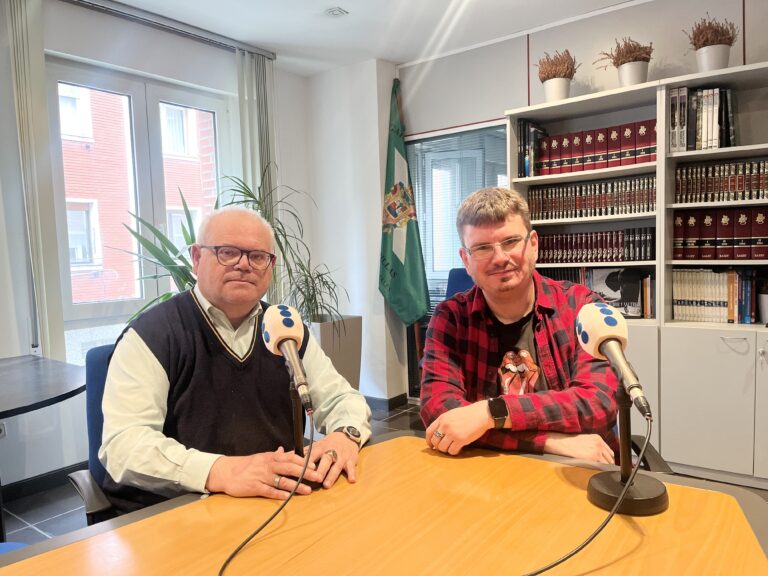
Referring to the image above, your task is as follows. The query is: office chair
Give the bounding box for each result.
[67,344,115,525]
[445,267,474,298]
[0,542,27,554]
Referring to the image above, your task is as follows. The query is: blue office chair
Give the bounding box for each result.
[0,542,27,554]
[445,267,474,298]
[67,344,115,525]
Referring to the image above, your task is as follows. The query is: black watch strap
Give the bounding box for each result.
[487,397,509,429]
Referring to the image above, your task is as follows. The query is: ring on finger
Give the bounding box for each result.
[273,474,282,488]
[325,449,338,463]
[434,430,445,439]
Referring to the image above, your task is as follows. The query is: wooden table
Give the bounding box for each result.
[1,436,766,574]
[0,355,86,541]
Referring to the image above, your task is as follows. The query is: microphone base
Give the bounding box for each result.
[587,471,669,516]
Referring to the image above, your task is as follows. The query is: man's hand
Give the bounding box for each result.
[304,431,360,489]
[425,401,494,456]
[205,446,324,500]
[543,432,615,464]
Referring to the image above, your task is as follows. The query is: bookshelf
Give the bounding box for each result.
[506,61,768,488]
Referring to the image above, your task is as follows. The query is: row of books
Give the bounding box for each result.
[539,228,655,263]
[672,268,762,324]
[674,159,768,204]
[669,86,737,152]
[542,266,655,319]
[517,119,657,178]
[673,207,768,260]
[529,175,656,220]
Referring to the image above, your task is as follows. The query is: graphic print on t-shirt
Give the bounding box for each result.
[498,349,540,395]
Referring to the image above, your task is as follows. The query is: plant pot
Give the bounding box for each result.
[542,77,571,102]
[310,314,362,390]
[617,61,649,87]
[696,44,730,73]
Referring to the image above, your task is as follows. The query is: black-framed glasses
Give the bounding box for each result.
[200,245,276,270]
[463,231,532,260]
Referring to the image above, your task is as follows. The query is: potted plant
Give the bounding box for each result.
[125,169,362,389]
[684,14,738,72]
[594,37,653,87]
[537,50,579,102]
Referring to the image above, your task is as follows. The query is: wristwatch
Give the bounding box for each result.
[335,425,362,446]
[487,397,509,429]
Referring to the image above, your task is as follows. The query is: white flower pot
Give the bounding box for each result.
[696,44,730,72]
[542,77,571,102]
[617,61,649,87]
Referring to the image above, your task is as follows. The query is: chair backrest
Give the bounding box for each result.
[445,267,474,298]
[84,344,115,486]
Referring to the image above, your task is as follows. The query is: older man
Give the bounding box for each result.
[420,187,619,463]
[100,207,370,513]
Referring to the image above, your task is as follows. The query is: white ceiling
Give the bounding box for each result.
[113,0,648,76]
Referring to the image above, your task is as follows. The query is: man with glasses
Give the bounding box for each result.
[420,187,618,464]
[100,207,370,514]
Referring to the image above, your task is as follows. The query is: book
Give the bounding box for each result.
[712,88,720,149]
[695,89,703,150]
[620,123,636,165]
[726,88,736,147]
[549,136,561,175]
[589,267,651,318]
[699,208,717,259]
[678,87,688,151]
[752,207,768,259]
[733,208,752,259]
[716,209,734,260]
[650,119,657,162]
[669,87,679,152]
[635,120,651,163]
[560,133,572,173]
[594,128,608,169]
[539,137,550,176]
[582,130,595,171]
[571,131,583,172]
[683,210,700,259]
[686,88,698,150]
[607,125,621,167]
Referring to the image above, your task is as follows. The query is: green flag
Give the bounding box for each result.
[378,79,430,325]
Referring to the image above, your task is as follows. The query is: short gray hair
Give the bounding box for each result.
[197,206,276,250]
[456,187,531,244]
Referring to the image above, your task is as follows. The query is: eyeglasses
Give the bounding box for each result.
[463,231,531,260]
[200,245,276,270]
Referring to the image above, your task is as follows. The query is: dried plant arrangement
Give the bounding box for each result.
[684,15,738,49]
[537,50,580,82]
[594,37,653,69]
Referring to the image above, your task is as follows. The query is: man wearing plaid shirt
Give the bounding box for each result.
[420,187,619,463]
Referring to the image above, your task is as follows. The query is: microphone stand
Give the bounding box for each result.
[289,385,324,489]
[586,385,669,515]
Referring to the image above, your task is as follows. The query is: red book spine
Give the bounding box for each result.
[539,137,550,176]
[607,125,622,167]
[683,210,700,259]
[673,211,685,259]
[752,207,768,259]
[571,131,584,172]
[716,209,734,259]
[636,120,651,164]
[650,119,657,162]
[733,208,752,259]
[699,209,717,259]
[582,130,595,171]
[620,123,636,165]
[594,128,608,169]
[560,133,572,173]
[549,136,561,175]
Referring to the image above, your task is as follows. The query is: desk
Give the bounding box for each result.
[1,436,767,574]
[0,355,86,542]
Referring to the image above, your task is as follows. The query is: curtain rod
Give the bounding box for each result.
[61,0,276,60]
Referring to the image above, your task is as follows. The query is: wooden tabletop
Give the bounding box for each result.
[0,355,85,418]
[2,436,766,575]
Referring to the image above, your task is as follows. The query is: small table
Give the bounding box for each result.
[0,355,86,542]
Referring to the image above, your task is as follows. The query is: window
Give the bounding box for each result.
[167,208,201,253]
[66,202,97,265]
[407,124,507,310]
[57,83,93,140]
[160,102,198,157]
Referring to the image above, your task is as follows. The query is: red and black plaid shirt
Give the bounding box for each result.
[420,271,618,454]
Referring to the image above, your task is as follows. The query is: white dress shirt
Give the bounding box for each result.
[99,285,371,498]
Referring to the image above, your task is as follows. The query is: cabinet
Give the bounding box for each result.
[506,62,768,486]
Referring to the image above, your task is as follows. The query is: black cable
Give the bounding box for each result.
[217,414,316,576]
[523,417,654,576]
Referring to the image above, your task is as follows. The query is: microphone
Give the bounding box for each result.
[576,302,652,419]
[262,304,313,415]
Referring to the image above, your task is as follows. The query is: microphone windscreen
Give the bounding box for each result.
[575,303,628,360]
[262,304,304,356]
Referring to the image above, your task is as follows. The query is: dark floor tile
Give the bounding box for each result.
[35,507,87,537]
[382,410,425,432]
[370,420,399,437]
[3,527,48,545]
[4,483,83,525]
[2,508,27,533]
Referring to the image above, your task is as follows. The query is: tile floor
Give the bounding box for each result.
[1,401,426,545]
[4,400,768,545]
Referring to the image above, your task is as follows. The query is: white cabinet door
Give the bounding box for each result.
[626,324,659,448]
[755,333,768,479]
[660,326,755,474]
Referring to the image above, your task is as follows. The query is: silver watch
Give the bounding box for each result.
[335,425,362,446]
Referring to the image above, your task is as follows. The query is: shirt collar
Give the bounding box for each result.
[192,284,262,329]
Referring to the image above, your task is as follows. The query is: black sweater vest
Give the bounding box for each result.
[103,291,308,513]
